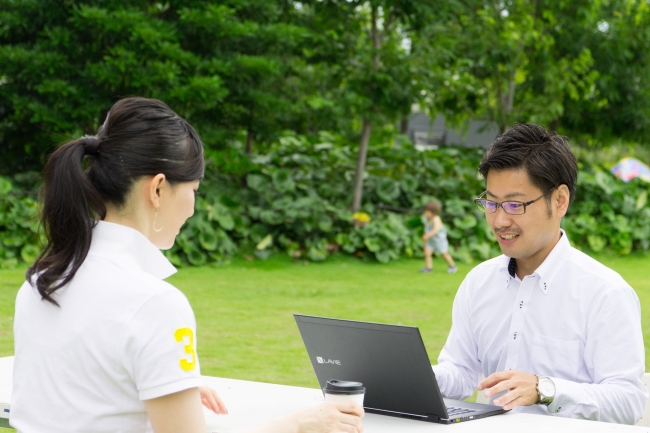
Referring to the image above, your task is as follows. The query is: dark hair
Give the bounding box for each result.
[27,97,204,306]
[423,200,442,215]
[478,124,578,208]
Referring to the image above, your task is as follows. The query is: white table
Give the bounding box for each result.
[0,356,647,432]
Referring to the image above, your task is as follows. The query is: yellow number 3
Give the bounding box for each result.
[174,327,196,371]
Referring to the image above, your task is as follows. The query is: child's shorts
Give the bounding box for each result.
[426,231,449,254]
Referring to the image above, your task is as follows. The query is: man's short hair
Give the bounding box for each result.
[423,200,442,215]
[478,124,578,206]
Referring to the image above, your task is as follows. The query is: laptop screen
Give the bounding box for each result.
[294,315,447,418]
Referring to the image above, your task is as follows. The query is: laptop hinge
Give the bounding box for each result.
[427,414,440,423]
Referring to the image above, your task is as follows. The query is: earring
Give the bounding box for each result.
[153,208,163,232]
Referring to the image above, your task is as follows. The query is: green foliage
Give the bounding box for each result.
[0,173,42,269]
[565,164,650,255]
[168,134,650,266]
[418,0,650,140]
[161,135,497,266]
[0,0,339,172]
[2,135,650,269]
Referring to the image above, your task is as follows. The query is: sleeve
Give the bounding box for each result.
[546,285,648,424]
[432,276,481,400]
[120,289,203,401]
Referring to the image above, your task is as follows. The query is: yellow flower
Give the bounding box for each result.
[353,212,371,223]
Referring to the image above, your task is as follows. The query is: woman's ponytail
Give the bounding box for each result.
[26,137,106,306]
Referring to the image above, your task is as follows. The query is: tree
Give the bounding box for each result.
[420,0,605,134]
[0,0,320,172]
[301,0,442,211]
[556,1,650,143]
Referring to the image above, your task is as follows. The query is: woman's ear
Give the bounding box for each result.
[148,174,167,209]
[556,184,570,218]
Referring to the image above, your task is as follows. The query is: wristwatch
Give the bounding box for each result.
[536,375,556,406]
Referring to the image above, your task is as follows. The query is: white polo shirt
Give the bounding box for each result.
[11,221,202,432]
[433,231,648,424]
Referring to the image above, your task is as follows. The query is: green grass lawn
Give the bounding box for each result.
[1,252,650,392]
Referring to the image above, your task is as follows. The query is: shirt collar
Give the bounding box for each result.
[499,229,572,294]
[88,221,177,280]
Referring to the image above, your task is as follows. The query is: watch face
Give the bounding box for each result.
[539,380,555,396]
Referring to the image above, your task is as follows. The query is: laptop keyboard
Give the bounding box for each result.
[446,406,477,417]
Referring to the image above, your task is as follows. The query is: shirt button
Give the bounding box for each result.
[556,407,562,413]
[513,332,517,339]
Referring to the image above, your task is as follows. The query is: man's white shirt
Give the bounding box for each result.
[12,221,202,433]
[432,230,648,424]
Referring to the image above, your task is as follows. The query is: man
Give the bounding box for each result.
[432,124,647,424]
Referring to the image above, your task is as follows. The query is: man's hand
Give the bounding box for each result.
[199,386,228,415]
[478,371,538,411]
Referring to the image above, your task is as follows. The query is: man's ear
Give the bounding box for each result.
[148,174,167,209]
[556,184,570,218]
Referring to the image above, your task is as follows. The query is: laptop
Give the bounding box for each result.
[294,315,507,424]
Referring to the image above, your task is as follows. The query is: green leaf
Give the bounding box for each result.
[215,212,235,230]
[453,215,477,230]
[254,249,273,260]
[20,244,40,264]
[376,178,400,202]
[256,234,273,250]
[317,214,333,232]
[272,169,296,193]
[364,237,382,252]
[424,158,444,175]
[0,177,12,195]
[400,175,419,193]
[587,235,606,252]
[375,250,391,263]
[260,210,282,225]
[636,191,648,211]
[187,249,207,266]
[246,174,268,193]
[199,231,218,251]
[307,247,327,262]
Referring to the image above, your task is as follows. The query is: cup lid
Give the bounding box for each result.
[324,379,365,394]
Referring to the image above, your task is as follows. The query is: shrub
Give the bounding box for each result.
[0,172,42,269]
[1,134,649,269]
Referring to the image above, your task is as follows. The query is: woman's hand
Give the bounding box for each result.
[199,386,228,415]
[287,402,364,433]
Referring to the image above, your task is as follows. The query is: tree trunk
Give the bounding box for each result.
[498,79,516,134]
[549,118,559,132]
[400,115,409,134]
[350,6,380,212]
[351,118,372,212]
[245,129,254,155]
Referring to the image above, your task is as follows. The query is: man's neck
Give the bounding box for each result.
[515,230,562,279]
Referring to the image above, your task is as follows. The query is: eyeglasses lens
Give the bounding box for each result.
[503,202,525,215]
[476,199,494,213]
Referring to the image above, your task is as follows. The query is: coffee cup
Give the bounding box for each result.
[323,379,365,406]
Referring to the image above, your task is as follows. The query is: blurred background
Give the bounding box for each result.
[1,0,650,393]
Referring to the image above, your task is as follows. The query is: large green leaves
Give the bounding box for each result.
[2,134,649,269]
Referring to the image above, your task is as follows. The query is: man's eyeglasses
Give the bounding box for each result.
[474,187,557,215]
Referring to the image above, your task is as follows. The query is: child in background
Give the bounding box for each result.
[421,200,458,274]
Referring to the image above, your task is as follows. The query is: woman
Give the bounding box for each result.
[12,97,364,433]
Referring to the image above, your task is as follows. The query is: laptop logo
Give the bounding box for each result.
[317,356,341,365]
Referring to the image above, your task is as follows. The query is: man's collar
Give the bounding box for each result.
[533,230,571,294]
[89,220,177,280]
[500,230,572,294]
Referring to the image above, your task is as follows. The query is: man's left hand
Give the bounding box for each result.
[478,370,538,411]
